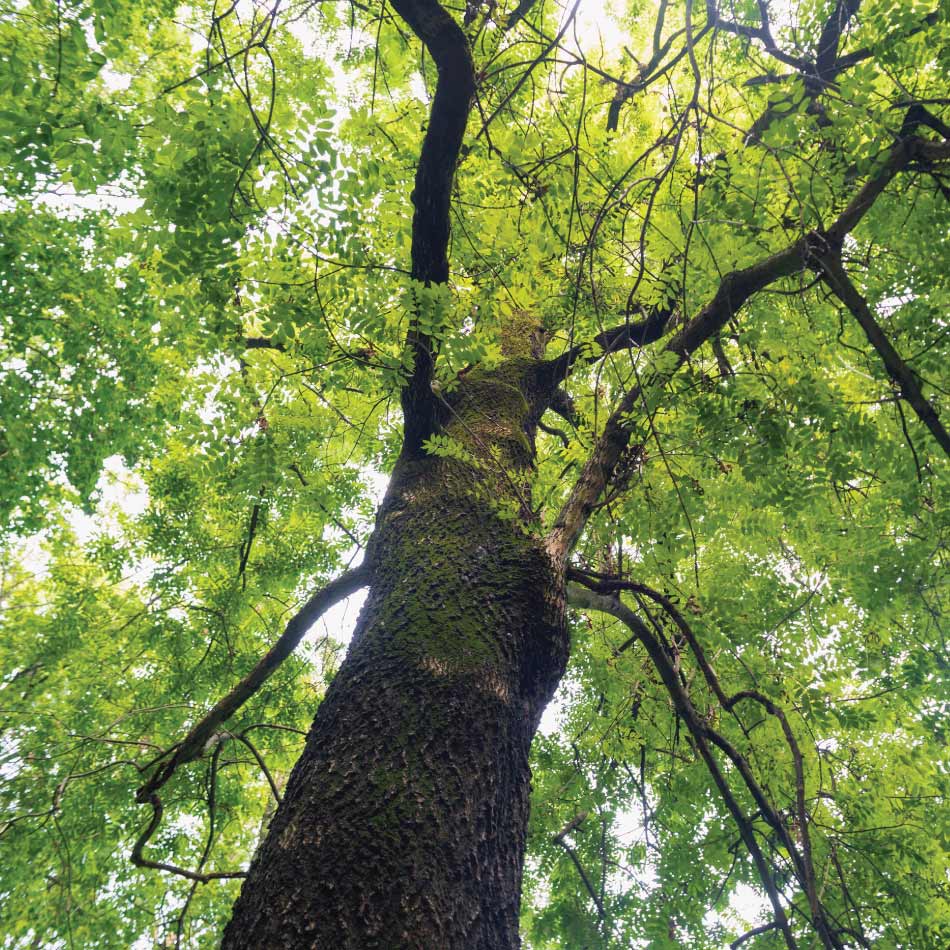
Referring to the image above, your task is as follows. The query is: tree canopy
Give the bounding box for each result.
[1,0,949,947]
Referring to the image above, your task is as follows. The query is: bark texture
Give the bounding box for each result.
[222,362,569,949]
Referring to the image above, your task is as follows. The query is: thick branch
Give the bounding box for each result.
[827,137,950,242]
[813,0,862,79]
[504,0,538,31]
[817,253,950,456]
[244,336,286,351]
[545,304,675,382]
[546,135,949,560]
[392,0,475,454]
[901,103,950,140]
[546,246,804,560]
[137,564,370,800]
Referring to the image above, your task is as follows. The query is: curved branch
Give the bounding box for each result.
[566,583,799,950]
[138,563,370,801]
[732,921,781,949]
[132,791,247,883]
[390,0,475,453]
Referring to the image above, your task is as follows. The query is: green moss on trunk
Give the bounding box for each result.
[222,363,568,949]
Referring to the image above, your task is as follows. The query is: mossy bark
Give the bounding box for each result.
[221,363,569,949]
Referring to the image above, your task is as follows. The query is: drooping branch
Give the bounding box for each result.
[569,569,830,942]
[137,563,371,802]
[545,134,950,561]
[566,583,801,950]
[567,578,856,947]
[537,418,570,447]
[390,0,475,454]
[816,252,950,457]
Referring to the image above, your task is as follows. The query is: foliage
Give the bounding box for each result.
[1,0,948,947]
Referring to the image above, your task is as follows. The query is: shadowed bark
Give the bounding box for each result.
[222,363,569,949]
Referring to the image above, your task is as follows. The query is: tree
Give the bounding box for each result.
[1,0,948,946]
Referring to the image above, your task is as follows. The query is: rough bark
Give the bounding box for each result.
[222,361,569,949]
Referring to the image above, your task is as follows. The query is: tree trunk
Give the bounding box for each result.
[222,363,569,949]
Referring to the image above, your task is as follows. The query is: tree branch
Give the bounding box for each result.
[504,0,538,32]
[706,0,809,72]
[816,252,950,456]
[390,0,475,454]
[132,779,247,883]
[835,11,938,74]
[570,569,827,940]
[606,0,678,132]
[545,135,949,561]
[552,811,606,922]
[566,583,799,949]
[815,0,862,77]
[137,563,371,801]
[544,303,676,382]
[549,387,580,425]
[732,921,781,949]
[237,493,264,590]
[244,336,286,351]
